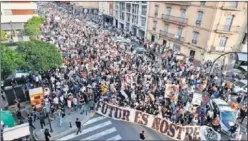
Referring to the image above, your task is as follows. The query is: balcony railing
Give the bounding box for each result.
[211,45,241,52]
[164,2,191,6]
[162,14,188,25]
[222,3,241,11]
[215,24,239,34]
[159,30,184,42]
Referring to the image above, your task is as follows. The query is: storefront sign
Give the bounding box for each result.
[95,101,201,141]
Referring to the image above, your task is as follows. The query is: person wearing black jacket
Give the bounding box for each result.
[40,113,46,129]
[28,114,36,129]
[140,131,145,140]
[75,118,82,135]
[44,128,51,141]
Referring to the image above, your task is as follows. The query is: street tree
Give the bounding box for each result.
[1,30,6,41]
[16,40,62,73]
[24,16,45,38]
[1,45,26,79]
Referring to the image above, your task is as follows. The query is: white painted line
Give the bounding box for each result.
[57,121,112,141]
[84,116,107,126]
[81,127,117,141]
[106,135,122,141]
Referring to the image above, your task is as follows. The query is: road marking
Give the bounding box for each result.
[81,127,117,141]
[84,116,107,126]
[106,135,122,141]
[57,121,112,140]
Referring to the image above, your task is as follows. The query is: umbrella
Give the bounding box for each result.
[1,110,15,128]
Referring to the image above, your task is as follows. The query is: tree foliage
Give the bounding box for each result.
[24,16,45,37]
[1,45,26,79]
[16,40,62,73]
[1,30,6,41]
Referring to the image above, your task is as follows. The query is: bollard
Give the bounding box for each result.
[69,122,72,128]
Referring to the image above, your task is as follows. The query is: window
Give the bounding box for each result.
[166,7,172,16]
[132,15,138,24]
[242,33,247,44]
[200,1,206,6]
[154,5,159,17]
[177,28,183,38]
[115,10,118,18]
[126,3,131,12]
[127,13,131,22]
[141,5,147,16]
[141,17,146,27]
[230,2,238,8]
[224,15,234,31]
[219,36,228,48]
[196,11,203,25]
[192,31,199,44]
[164,25,168,33]
[153,20,157,31]
[4,9,12,15]
[121,12,125,20]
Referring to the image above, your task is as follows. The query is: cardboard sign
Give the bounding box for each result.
[164,84,179,102]
[95,101,201,141]
[199,126,221,141]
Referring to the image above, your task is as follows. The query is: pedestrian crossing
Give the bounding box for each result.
[57,115,122,141]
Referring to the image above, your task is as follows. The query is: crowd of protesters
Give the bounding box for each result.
[10,2,247,140]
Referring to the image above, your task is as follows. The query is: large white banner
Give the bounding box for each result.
[95,101,202,141]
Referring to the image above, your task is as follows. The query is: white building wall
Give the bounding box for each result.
[1,2,38,23]
[99,2,110,15]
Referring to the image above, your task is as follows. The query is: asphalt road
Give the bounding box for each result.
[57,113,173,141]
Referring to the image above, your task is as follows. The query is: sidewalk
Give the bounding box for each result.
[32,108,93,140]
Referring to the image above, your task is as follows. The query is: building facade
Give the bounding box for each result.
[76,2,99,14]
[99,2,114,25]
[146,2,247,65]
[1,1,38,31]
[113,2,148,38]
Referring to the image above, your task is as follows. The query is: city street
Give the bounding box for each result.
[57,114,172,141]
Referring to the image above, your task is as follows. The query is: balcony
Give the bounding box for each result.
[222,3,241,11]
[211,45,241,53]
[162,14,188,26]
[164,2,191,6]
[159,30,184,42]
[215,25,239,34]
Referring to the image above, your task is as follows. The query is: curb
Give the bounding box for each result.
[32,112,94,140]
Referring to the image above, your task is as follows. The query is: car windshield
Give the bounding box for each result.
[235,81,246,88]
[221,111,235,121]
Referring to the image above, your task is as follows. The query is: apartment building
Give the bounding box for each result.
[113,2,148,38]
[99,2,114,25]
[76,2,99,14]
[146,2,247,65]
[1,1,38,31]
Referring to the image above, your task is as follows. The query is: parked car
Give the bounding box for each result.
[208,99,240,136]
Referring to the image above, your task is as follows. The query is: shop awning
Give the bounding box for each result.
[1,110,15,128]
[237,53,248,62]
[3,123,30,140]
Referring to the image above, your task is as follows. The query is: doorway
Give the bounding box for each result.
[151,35,155,42]
[163,40,167,46]
[190,50,195,58]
